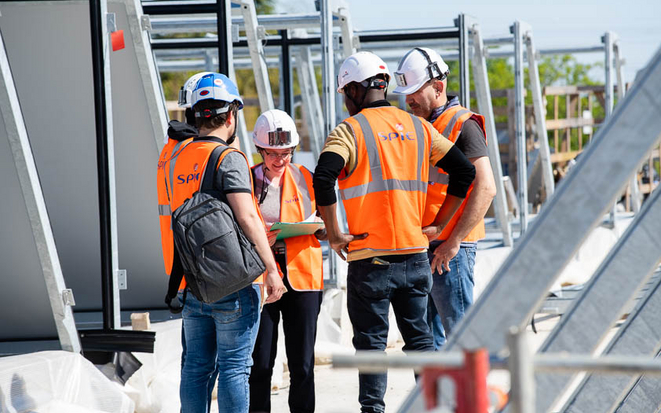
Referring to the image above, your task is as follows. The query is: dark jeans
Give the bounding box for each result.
[250,260,323,413]
[427,242,476,350]
[347,252,434,413]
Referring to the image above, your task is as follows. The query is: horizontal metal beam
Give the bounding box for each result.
[332,351,661,375]
[141,0,242,15]
[149,13,334,33]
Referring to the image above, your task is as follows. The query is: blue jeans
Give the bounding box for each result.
[180,284,261,413]
[427,242,476,350]
[347,253,434,413]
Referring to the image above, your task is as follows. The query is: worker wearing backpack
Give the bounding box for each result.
[170,72,286,413]
[248,110,324,413]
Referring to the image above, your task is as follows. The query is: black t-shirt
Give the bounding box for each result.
[454,118,488,160]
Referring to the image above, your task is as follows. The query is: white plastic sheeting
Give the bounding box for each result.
[0,351,133,413]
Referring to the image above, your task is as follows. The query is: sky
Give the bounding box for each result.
[276,0,661,84]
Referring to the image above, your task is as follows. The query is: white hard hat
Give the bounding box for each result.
[252,109,300,150]
[336,51,390,93]
[392,47,450,95]
[178,71,212,108]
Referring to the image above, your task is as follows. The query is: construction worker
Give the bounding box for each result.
[393,48,497,349]
[312,51,475,412]
[249,109,324,413]
[160,71,208,312]
[170,72,286,413]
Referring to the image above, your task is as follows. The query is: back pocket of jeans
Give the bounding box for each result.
[348,260,391,298]
[211,292,241,323]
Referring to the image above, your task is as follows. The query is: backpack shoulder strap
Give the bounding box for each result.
[200,145,235,192]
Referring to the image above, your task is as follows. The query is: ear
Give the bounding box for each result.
[434,79,444,95]
[225,108,234,126]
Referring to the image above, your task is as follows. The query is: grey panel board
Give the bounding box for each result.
[0,2,102,311]
[562,269,661,413]
[109,1,166,309]
[0,91,58,340]
[529,186,661,412]
[615,373,661,413]
[1,1,167,317]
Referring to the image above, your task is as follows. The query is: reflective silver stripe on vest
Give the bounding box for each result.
[429,168,449,185]
[409,113,426,183]
[341,113,427,201]
[442,109,471,137]
[288,164,312,219]
[167,139,189,201]
[158,204,171,216]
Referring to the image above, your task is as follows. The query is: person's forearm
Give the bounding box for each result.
[317,204,342,241]
[432,194,465,232]
[237,213,278,274]
[445,157,496,244]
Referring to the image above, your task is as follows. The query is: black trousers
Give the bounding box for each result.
[249,256,323,413]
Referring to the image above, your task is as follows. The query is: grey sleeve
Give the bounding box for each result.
[455,118,488,159]
[214,151,253,194]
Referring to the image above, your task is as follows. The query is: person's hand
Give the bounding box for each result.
[264,270,286,304]
[422,225,441,242]
[266,229,280,246]
[329,232,368,261]
[430,239,460,274]
[314,228,328,241]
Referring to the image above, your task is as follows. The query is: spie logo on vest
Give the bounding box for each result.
[176,163,201,184]
[284,196,300,204]
[378,123,414,141]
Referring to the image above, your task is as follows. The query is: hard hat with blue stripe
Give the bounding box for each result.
[191,73,244,112]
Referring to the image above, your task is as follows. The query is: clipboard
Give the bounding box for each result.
[270,221,325,240]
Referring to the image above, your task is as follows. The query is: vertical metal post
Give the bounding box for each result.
[604,32,616,226]
[614,40,641,213]
[216,0,229,75]
[280,29,293,116]
[0,29,81,352]
[525,30,555,202]
[239,0,274,112]
[470,23,513,246]
[90,0,119,329]
[456,14,470,109]
[295,44,324,157]
[512,21,528,235]
[337,7,356,57]
[508,326,536,413]
[225,10,253,162]
[320,0,337,283]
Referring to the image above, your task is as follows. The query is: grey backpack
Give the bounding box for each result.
[171,144,265,303]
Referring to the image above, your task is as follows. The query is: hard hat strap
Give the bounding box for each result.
[178,87,187,107]
[194,106,230,118]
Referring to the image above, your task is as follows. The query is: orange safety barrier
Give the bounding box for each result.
[421,348,490,413]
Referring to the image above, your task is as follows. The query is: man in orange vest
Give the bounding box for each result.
[249,109,324,413]
[158,71,209,311]
[169,72,286,413]
[313,51,475,412]
[393,48,497,350]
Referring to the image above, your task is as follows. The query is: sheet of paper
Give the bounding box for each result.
[270,221,325,240]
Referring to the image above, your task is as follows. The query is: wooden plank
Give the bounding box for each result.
[550,150,581,164]
[554,95,559,153]
[547,118,596,130]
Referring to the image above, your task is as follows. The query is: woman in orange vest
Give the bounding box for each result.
[248,109,324,413]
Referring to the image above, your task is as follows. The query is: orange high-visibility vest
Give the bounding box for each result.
[422,105,487,242]
[339,107,433,256]
[157,137,192,275]
[253,163,323,291]
[171,138,264,289]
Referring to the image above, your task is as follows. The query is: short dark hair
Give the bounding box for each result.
[193,100,240,131]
